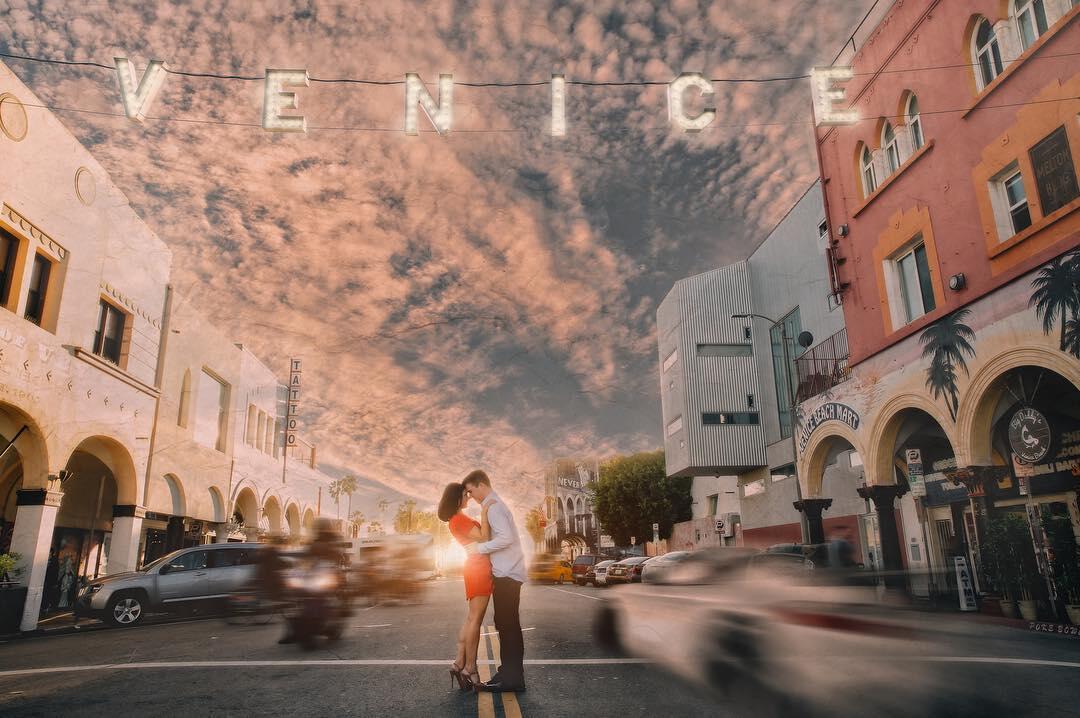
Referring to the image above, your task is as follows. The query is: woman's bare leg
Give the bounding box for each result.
[454,618,467,670]
[463,595,490,675]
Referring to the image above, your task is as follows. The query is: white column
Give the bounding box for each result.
[213,523,230,543]
[9,481,64,632]
[242,527,260,542]
[109,510,145,574]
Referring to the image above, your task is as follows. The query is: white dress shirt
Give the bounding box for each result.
[477,492,527,583]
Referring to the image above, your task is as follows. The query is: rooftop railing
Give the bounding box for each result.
[795,328,850,403]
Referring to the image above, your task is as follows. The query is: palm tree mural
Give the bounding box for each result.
[1030,250,1080,357]
[920,309,977,421]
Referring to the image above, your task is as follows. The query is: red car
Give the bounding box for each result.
[571,554,602,585]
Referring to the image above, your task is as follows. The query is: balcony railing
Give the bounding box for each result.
[795,328,850,403]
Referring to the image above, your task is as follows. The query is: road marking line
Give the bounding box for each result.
[920,657,1080,669]
[476,624,495,718]
[487,626,524,718]
[352,624,392,628]
[481,627,534,637]
[547,587,602,601]
[0,658,654,679]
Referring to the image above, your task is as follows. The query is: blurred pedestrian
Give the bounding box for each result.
[463,470,527,693]
[439,481,492,692]
[42,549,60,614]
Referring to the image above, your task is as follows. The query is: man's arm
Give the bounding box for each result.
[477,503,514,554]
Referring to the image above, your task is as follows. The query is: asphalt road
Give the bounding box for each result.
[0,578,1078,717]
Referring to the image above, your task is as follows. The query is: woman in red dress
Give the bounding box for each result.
[438,482,492,692]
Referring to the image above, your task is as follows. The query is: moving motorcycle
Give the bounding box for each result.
[282,559,350,649]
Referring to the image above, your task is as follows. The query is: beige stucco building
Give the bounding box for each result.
[0,61,334,632]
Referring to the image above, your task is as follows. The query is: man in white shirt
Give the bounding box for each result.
[463,470,526,692]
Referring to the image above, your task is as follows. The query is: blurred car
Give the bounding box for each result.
[529,555,573,584]
[640,551,692,584]
[605,556,650,584]
[593,546,952,717]
[585,559,616,586]
[571,554,602,585]
[75,543,262,627]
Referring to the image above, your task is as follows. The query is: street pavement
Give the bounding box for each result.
[0,577,1079,717]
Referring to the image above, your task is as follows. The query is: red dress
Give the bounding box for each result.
[449,513,493,600]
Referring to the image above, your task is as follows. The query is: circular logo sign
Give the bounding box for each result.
[1009,407,1051,464]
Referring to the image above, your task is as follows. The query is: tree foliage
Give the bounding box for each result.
[589,450,691,546]
[524,506,546,545]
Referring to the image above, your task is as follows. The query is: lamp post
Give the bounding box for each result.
[732,312,811,544]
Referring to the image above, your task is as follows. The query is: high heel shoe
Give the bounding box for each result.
[465,670,482,694]
[449,663,465,690]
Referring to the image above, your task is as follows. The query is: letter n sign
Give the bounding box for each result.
[286,358,302,447]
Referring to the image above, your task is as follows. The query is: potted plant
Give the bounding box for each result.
[1000,514,1039,621]
[1043,514,1080,624]
[984,517,1018,617]
[0,552,26,634]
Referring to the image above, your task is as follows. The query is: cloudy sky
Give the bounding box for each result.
[1,0,870,512]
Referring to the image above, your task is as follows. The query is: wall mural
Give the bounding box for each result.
[920,308,976,422]
[1030,248,1080,359]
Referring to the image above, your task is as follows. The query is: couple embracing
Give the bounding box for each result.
[437,470,526,694]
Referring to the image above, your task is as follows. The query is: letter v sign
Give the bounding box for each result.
[114,57,168,123]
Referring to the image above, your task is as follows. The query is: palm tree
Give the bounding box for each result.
[368,521,383,536]
[350,510,365,538]
[1063,317,1080,359]
[920,309,976,421]
[1030,251,1080,350]
[328,479,344,519]
[378,497,390,521]
[340,474,358,529]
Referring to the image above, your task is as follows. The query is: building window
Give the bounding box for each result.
[92,299,126,364]
[906,95,923,152]
[707,494,719,516]
[860,145,877,196]
[0,228,20,308]
[256,411,267,452]
[696,343,753,357]
[893,240,937,324]
[769,308,802,439]
[264,413,274,455]
[194,370,230,452]
[747,393,755,409]
[662,348,678,373]
[743,326,752,341]
[666,415,683,437]
[246,404,257,445]
[702,411,760,425]
[23,254,51,326]
[882,122,900,174]
[974,18,1004,89]
[1014,0,1048,50]
[1002,169,1032,234]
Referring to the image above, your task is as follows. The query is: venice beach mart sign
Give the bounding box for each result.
[114,58,859,135]
[797,402,860,452]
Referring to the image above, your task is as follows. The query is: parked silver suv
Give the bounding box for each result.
[75,543,262,627]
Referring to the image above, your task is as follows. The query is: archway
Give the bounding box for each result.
[302,507,316,533]
[964,364,1080,612]
[560,533,587,560]
[797,426,867,558]
[285,502,301,539]
[142,473,189,564]
[233,486,260,541]
[871,403,962,597]
[208,487,226,524]
[263,494,283,536]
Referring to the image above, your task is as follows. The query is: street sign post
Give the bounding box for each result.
[715,518,724,533]
[906,448,925,498]
[954,556,977,611]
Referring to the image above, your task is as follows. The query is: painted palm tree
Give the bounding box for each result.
[1030,250,1080,352]
[920,309,976,421]
[1063,317,1080,359]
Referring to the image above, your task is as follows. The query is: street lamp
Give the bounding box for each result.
[732,312,813,544]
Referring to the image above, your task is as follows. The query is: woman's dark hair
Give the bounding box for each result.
[438,482,465,522]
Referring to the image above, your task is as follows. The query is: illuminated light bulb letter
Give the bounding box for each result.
[114,57,168,123]
[262,69,309,133]
[810,67,859,126]
[404,73,453,135]
[550,74,566,137]
[667,73,716,133]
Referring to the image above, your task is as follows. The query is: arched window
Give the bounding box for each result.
[882,122,900,174]
[974,17,1004,89]
[1014,1,1048,50]
[906,95,924,151]
[860,145,877,196]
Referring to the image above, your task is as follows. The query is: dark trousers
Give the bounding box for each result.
[492,576,524,684]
